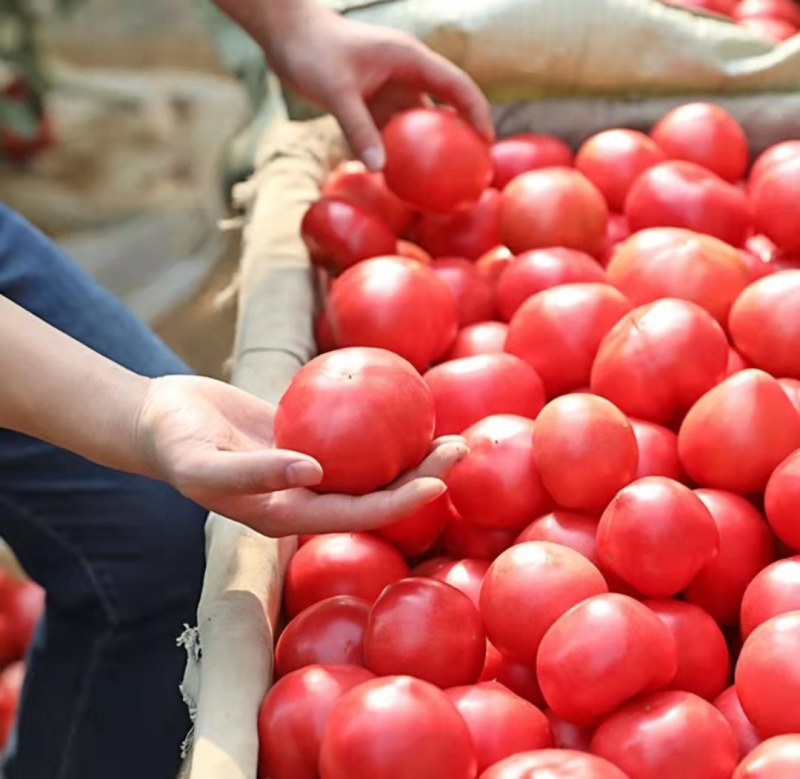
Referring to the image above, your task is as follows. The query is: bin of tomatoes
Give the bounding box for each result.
[256,101,800,779]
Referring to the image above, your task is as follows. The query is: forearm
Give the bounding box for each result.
[0,296,153,476]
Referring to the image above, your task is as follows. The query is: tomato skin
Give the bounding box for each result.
[629,419,685,481]
[506,283,633,397]
[382,108,493,213]
[515,510,601,566]
[424,355,545,437]
[685,489,775,625]
[740,556,800,638]
[576,129,666,212]
[0,661,23,750]
[546,709,595,752]
[591,299,729,425]
[624,161,751,246]
[481,541,608,662]
[749,141,800,191]
[479,750,630,779]
[600,213,632,267]
[736,611,800,737]
[319,675,477,779]
[479,642,546,706]
[446,683,553,773]
[275,596,369,677]
[491,133,574,190]
[257,664,375,779]
[315,308,337,353]
[678,369,800,494]
[375,492,453,557]
[765,450,800,550]
[742,16,798,40]
[715,686,762,761]
[733,735,800,778]
[443,512,516,560]
[735,0,800,26]
[325,258,459,371]
[605,227,751,324]
[475,245,515,284]
[395,240,433,265]
[590,690,739,779]
[496,247,606,322]
[537,594,678,726]
[778,378,800,414]
[728,348,751,376]
[430,257,496,326]
[275,347,435,494]
[751,156,800,253]
[428,559,490,609]
[445,321,508,360]
[284,533,410,617]
[533,394,639,512]
[447,415,551,530]
[499,168,609,257]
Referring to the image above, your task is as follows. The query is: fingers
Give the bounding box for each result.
[329,88,386,170]
[391,436,468,487]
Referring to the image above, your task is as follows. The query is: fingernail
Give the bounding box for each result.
[285,461,323,487]
[420,478,448,503]
[362,145,386,171]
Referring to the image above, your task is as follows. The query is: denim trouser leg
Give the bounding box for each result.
[0,204,207,779]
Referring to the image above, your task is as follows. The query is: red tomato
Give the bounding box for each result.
[645,599,730,700]
[728,348,751,376]
[741,16,799,39]
[1,578,43,663]
[257,664,374,779]
[428,559,490,609]
[479,642,546,706]
[651,103,748,183]
[685,489,776,625]
[506,283,632,397]
[590,690,738,779]
[395,239,433,265]
[500,168,609,256]
[496,247,606,322]
[446,683,553,773]
[605,228,751,324]
[301,197,397,272]
[533,394,639,511]
[741,557,800,638]
[283,533,409,617]
[537,594,678,725]
[443,512,516,560]
[315,308,337,353]
[275,347,435,493]
[678,369,800,493]
[515,510,601,566]
[751,156,800,252]
[447,415,551,530]
[475,245,515,283]
[600,213,632,267]
[323,160,414,234]
[749,141,800,191]
[479,750,629,779]
[597,477,719,597]
[736,611,800,737]
[547,709,595,752]
[733,735,800,778]
[715,686,762,761]
[730,271,800,379]
[0,661,23,750]
[375,492,453,557]
[416,189,502,261]
[591,299,729,424]
[424,354,545,437]
[363,578,485,687]
[325,258,458,371]
[491,133,574,190]
[319,675,477,779]
[480,541,608,661]
[445,321,508,360]
[624,161,751,246]
[576,129,667,212]
[275,596,369,676]
[778,377,800,414]
[430,257,496,326]
[666,0,735,14]
[765,450,800,550]
[735,0,800,26]
[382,108,492,213]
[629,419,685,481]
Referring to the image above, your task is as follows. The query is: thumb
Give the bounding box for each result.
[330,89,385,171]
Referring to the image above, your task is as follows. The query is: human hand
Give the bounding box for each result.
[134,375,466,536]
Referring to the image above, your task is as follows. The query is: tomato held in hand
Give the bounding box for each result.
[275,347,435,493]
[490,133,574,190]
[765,450,800,550]
[733,735,800,778]
[750,156,800,253]
[382,108,493,213]
[445,321,508,360]
[480,750,630,779]
[515,510,601,566]
[629,419,685,481]
[715,686,761,761]
[375,492,453,557]
[428,559,490,610]
[741,557,800,638]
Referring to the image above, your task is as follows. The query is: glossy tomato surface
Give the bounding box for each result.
[490,133,574,190]
[445,321,508,360]
[629,419,685,481]
[375,492,453,557]
[515,510,601,566]
[428,558,490,610]
[431,257,496,326]
[750,156,800,253]
[479,750,629,779]
[715,686,762,761]
[733,735,800,778]
[741,556,800,638]
[765,450,800,550]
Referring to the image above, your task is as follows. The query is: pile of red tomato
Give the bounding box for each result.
[667,0,800,41]
[260,101,800,778]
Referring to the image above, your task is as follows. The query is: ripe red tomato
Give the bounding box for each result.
[447,415,551,530]
[778,378,800,414]
[515,510,601,566]
[597,477,719,597]
[499,168,609,256]
[283,533,409,617]
[576,129,666,211]
[363,578,485,687]
[749,141,800,191]
[736,611,800,737]
[257,664,374,779]
[651,103,748,183]
[275,347,435,493]
[325,258,458,371]
[735,0,800,26]
[751,156,800,253]
[490,133,574,190]
[315,308,337,353]
[715,686,761,761]
[605,228,751,324]
[301,197,397,272]
[685,489,775,625]
[728,348,751,377]
[375,492,453,557]
[546,709,595,752]
[446,682,553,773]
[445,321,508,360]
[323,160,414,234]
[733,735,800,778]
[480,541,608,661]
[537,593,678,725]
[730,271,800,379]
[480,750,629,779]
[430,257,496,326]
[428,559,490,609]
[382,108,493,213]
[741,557,800,638]
[0,661,22,750]
[319,675,477,779]
[475,245,515,283]
[496,247,606,322]
[395,239,433,265]
[678,369,800,493]
[443,512,516,560]
[742,16,798,40]
[629,419,685,481]
[765,450,800,550]
[591,299,729,424]
[590,690,738,779]
[479,642,546,706]
[506,283,632,397]
[624,161,751,246]
[275,596,369,677]
[533,394,638,511]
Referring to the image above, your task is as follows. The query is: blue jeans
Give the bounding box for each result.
[0,204,207,778]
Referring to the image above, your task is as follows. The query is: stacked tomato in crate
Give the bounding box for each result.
[260,103,800,779]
